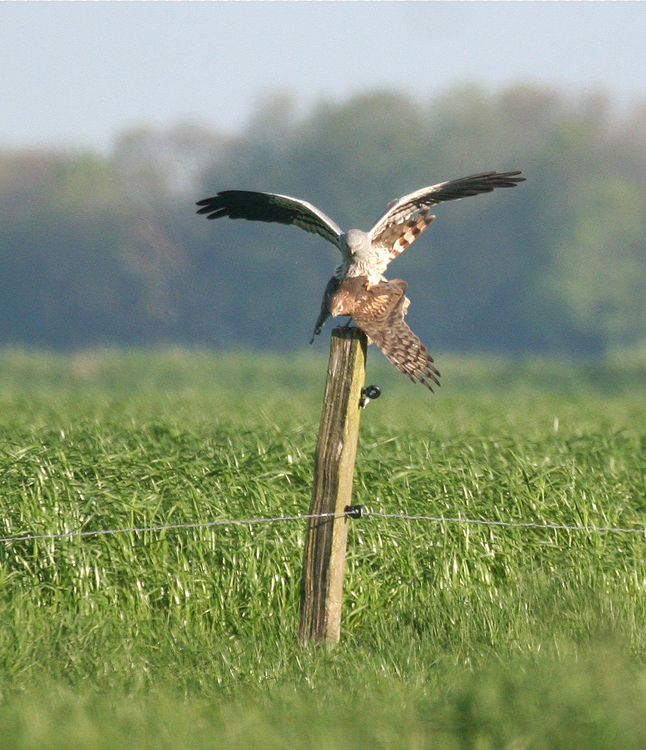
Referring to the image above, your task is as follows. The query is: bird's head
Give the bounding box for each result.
[341,229,371,260]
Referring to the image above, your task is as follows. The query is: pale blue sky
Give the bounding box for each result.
[2,1,645,152]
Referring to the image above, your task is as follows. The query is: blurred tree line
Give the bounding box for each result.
[2,83,646,355]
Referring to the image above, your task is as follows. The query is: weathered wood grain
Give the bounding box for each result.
[299,327,367,644]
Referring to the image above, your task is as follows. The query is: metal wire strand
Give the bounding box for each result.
[0,507,644,545]
[368,511,646,535]
[0,511,343,545]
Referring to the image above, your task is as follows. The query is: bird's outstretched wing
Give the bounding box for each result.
[370,210,437,264]
[369,171,525,251]
[328,277,441,392]
[196,191,343,248]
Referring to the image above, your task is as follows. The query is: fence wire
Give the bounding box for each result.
[369,511,646,535]
[0,511,341,545]
[1,508,645,546]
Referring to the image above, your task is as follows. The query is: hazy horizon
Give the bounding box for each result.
[2,1,646,153]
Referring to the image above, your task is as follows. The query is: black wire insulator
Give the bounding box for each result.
[345,505,365,519]
[363,385,381,400]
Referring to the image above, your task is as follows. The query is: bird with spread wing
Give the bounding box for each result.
[197,171,525,391]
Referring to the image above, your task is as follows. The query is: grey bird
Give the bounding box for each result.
[197,171,525,389]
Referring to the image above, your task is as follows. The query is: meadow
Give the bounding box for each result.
[1,347,646,749]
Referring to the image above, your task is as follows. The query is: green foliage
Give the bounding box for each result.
[551,178,646,347]
[2,84,646,353]
[1,350,646,747]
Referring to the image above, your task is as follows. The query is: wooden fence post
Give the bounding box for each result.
[299,327,367,645]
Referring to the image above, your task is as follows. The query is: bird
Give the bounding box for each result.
[316,275,441,391]
[196,171,525,391]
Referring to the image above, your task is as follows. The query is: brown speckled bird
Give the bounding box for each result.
[197,171,525,390]
[313,276,440,391]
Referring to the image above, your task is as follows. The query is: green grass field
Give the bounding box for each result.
[1,347,646,749]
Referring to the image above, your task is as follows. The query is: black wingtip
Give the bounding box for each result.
[419,378,435,393]
[196,196,217,207]
[499,170,525,183]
